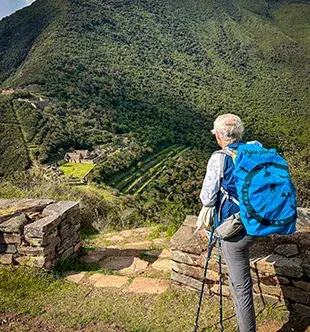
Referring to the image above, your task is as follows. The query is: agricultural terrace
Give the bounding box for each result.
[109,145,190,195]
[59,163,95,180]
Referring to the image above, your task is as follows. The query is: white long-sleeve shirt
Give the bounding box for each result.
[199,153,222,207]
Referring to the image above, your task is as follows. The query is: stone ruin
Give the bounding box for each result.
[170,208,310,318]
[0,199,82,269]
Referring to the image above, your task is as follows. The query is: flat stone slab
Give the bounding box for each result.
[99,256,149,275]
[43,201,79,217]
[152,258,171,273]
[65,272,87,284]
[94,275,128,288]
[0,213,27,233]
[123,241,152,249]
[0,199,55,221]
[124,277,171,294]
[88,273,105,285]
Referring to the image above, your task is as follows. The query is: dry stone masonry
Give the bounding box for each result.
[170,208,310,318]
[0,199,82,269]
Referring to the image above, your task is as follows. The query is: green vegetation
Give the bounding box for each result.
[59,162,95,180]
[0,0,309,209]
[0,266,289,332]
[273,4,310,49]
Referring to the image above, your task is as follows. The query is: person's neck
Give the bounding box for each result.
[220,141,232,148]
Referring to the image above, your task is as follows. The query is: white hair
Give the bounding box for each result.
[211,114,244,142]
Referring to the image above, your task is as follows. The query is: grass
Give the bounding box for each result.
[0,266,289,332]
[59,163,95,180]
[75,184,116,201]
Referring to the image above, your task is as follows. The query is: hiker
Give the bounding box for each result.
[198,114,256,332]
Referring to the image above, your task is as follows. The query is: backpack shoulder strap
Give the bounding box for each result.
[212,148,233,179]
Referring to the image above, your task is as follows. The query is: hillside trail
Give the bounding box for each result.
[63,227,309,332]
[66,226,172,294]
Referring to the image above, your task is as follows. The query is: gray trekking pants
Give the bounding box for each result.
[221,233,256,332]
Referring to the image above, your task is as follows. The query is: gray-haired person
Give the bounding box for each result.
[197,114,256,332]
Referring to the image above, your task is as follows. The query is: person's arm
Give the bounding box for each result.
[195,153,222,236]
[200,153,222,207]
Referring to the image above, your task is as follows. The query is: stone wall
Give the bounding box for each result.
[0,199,82,269]
[170,208,310,317]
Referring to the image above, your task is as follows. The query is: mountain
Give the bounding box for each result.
[0,0,309,205]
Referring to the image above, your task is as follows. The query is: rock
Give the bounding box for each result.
[170,270,208,292]
[15,256,46,268]
[152,238,168,247]
[152,258,171,273]
[132,227,152,234]
[171,250,202,266]
[183,215,197,228]
[88,273,104,284]
[282,286,309,304]
[158,249,170,259]
[24,214,61,238]
[255,254,303,278]
[74,241,83,253]
[19,237,60,257]
[253,284,283,298]
[124,277,171,294]
[119,230,132,237]
[292,281,310,293]
[123,241,152,249]
[170,225,205,255]
[211,284,231,297]
[105,235,124,242]
[0,244,16,254]
[171,260,203,280]
[0,199,55,222]
[25,229,58,247]
[43,201,79,219]
[292,303,310,318]
[0,214,27,233]
[274,276,290,286]
[94,275,128,288]
[0,254,13,264]
[302,261,310,278]
[296,208,310,232]
[65,272,87,284]
[62,247,74,260]
[274,244,299,257]
[0,233,21,244]
[99,256,149,275]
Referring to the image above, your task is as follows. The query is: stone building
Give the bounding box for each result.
[64,150,99,164]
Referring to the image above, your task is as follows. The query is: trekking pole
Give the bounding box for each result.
[218,236,224,331]
[193,226,215,332]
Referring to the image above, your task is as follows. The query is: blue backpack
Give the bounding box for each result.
[222,143,297,236]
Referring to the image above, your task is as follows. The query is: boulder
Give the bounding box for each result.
[274,244,299,258]
[170,225,205,255]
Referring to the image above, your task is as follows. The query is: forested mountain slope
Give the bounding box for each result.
[0,0,309,205]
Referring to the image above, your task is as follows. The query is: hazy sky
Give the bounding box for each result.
[0,0,36,20]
